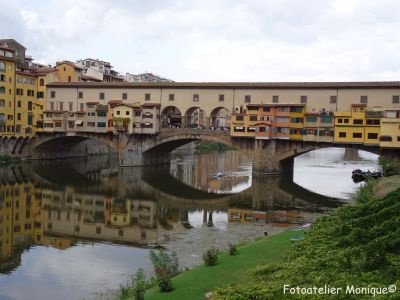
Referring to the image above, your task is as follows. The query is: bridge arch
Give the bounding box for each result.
[209,106,231,129]
[26,132,118,157]
[184,106,206,128]
[161,106,182,128]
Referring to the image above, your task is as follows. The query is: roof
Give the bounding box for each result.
[82,74,102,82]
[142,103,161,107]
[46,81,400,89]
[0,39,26,50]
[108,100,123,104]
[56,61,84,70]
[113,103,141,109]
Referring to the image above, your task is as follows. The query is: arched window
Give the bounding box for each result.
[0,87,5,94]
[0,99,5,107]
[0,74,5,82]
[0,62,5,71]
[39,79,44,86]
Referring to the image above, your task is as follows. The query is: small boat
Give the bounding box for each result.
[212,170,226,180]
[352,169,383,183]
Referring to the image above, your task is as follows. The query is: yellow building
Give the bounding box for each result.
[380,110,400,148]
[55,61,83,82]
[289,105,305,140]
[15,68,37,136]
[334,104,366,144]
[0,45,16,136]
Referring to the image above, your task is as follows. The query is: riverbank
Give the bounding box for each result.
[144,230,299,300]
[123,176,400,300]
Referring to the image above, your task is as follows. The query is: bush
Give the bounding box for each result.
[228,242,237,256]
[202,247,219,266]
[149,249,180,292]
[119,268,154,300]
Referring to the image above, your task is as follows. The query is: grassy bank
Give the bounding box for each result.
[143,230,297,300]
[215,180,400,299]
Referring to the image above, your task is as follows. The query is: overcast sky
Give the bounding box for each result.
[1,0,400,82]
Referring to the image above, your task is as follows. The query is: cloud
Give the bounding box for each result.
[1,0,400,81]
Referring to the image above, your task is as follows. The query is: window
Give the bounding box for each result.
[300,95,307,103]
[54,121,62,127]
[68,76,71,82]
[360,96,368,104]
[99,92,105,100]
[305,116,317,122]
[338,118,343,123]
[235,115,244,121]
[145,93,151,101]
[78,91,83,99]
[366,119,380,125]
[339,132,346,138]
[0,99,4,107]
[393,96,399,104]
[87,122,95,127]
[272,95,279,103]
[244,95,251,103]
[368,133,378,139]
[69,102,73,111]
[320,116,333,123]
[116,111,120,115]
[233,126,245,132]
[16,88,23,95]
[122,93,127,100]
[169,94,174,101]
[263,107,270,112]
[330,95,337,103]
[97,122,106,127]
[17,113,21,120]
[59,102,63,111]
[0,62,4,71]
[380,135,392,142]
[290,106,302,113]
[28,101,32,111]
[249,115,258,121]
[50,91,56,98]
[50,102,54,110]
[353,119,363,125]
[344,119,349,124]
[353,132,362,138]
[193,94,199,102]
[126,111,130,115]
[0,74,5,82]
[97,111,106,117]
[39,79,44,86]
[219,94,224,102]
[80,103,84,111]
[37,91,44,98]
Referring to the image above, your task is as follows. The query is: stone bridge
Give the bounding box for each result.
[0,128,384,174]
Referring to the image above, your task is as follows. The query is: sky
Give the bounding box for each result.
[1,0,400,82]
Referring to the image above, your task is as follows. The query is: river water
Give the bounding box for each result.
[0,147,378,300]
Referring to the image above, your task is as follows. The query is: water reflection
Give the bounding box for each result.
[0,151,351,299]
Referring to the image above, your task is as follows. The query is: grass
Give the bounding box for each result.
[143,230,296,300]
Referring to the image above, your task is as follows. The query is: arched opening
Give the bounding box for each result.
[161,106,182,128]
[39,79,45,86]
[209,107,231,130]
[184,107,206,128]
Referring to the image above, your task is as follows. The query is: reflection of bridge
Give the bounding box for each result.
[0,128,384,174]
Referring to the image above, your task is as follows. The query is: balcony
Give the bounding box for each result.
[365,111,383,118]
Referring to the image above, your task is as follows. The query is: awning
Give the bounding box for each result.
[75,120,83,125]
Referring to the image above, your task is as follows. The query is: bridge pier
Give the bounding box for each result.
[252,139,294,175]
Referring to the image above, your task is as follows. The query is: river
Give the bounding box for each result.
[0,146,378,299]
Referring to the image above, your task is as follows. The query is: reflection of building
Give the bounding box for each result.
[228,208,301,226]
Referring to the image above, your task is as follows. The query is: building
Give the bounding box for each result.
[55,61,83,82]
[0,45,16,136]
[76,58,124,82]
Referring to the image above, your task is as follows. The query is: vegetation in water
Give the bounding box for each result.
[215,182,400,299]
[195,142,234,153]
